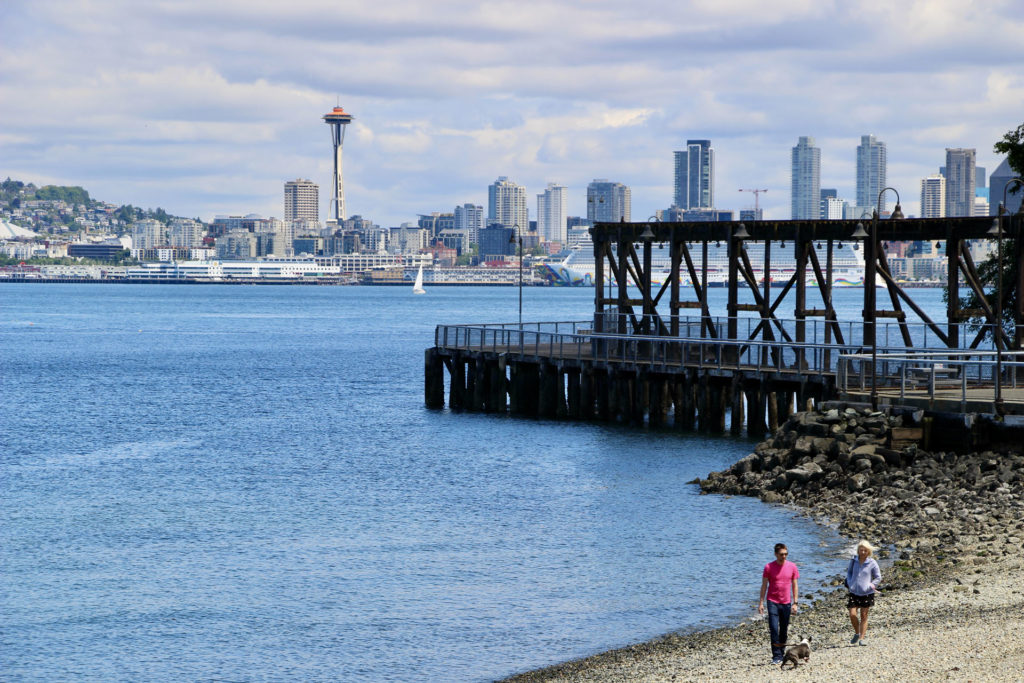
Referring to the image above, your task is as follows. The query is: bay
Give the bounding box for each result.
[0,283,885,681]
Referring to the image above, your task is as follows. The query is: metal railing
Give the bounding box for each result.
[837,350,1024,412]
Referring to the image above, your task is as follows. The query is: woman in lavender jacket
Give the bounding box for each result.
[846,540,882,646]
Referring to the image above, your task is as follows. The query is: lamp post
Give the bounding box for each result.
[509,224,523,328]
[857,188,903,410]
[987,177,1024,414]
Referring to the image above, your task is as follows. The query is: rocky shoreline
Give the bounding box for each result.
[501,403,1024,682]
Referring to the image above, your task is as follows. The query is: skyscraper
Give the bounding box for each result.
[856,135,887,210]
[990,158,1023,215]
[536,183,567,244]
[791,136,821,220]
[587,180,631,223]
[284,179,319,222]
[454,203,485,245]
[920,175,946,218]
[944,148,976,217]
[488,177,528,230]
[673,140,714,209]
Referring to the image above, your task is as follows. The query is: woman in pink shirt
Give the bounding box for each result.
[758,543,800,664]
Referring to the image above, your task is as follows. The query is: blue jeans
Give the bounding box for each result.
[766,600,792,660]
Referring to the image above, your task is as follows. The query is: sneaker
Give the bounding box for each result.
[859,638,868,646]
[850,634,860,644]
[771,658,783,665]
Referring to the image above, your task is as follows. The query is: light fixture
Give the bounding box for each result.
[639,225,655,241]
[891,203,905,220]
[733,223,750,239]
[988,219,1000,236]
[851,223,869,239]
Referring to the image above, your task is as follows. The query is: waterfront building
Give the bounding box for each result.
[944,148,976,217]
[673,140,714,209]
[536,183,567,245]
[488,177,528,230]
[284,179,319,222]
[586,179,631,223]
[990,158,1023,215]
[856,135,887,210]
[454,203,485,245]
[920,175,946,218]
[791,136,821,220]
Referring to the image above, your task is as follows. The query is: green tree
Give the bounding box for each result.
[954,122,1024,346]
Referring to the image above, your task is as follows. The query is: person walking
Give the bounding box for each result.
[846,540,882,646]
[758,542,800,664]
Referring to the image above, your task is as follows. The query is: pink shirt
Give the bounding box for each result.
[763,560,799,604]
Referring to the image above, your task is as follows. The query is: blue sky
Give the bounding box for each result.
[2,0,1022,225]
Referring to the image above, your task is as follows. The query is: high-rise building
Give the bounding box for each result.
[673,140,714,209]
[536,183,568,244]
[284,179,319,222]
[990,158,1023,215]
[920,175,946,218]
[488,177,528,230]
[587,179,631,222]
[822,196,847,219]
[820,188,837,219]
[944,148,976,217]
[132,218,166,250]
[856,135,887,210]
[454,203,485,245]
[168,218,205,247]
[791,136,821,220]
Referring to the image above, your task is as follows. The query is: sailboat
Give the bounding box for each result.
[412,265,426,294]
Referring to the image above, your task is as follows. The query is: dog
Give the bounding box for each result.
[780,636,812,669]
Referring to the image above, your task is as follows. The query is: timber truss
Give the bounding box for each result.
[591,215,1024,353]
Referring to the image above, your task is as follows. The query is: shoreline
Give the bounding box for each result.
[501,404,1024,682]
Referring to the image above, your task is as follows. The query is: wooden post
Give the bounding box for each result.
[946,234,960,349]
[766,380,779,433]
[697,371,709,431]
[490,359,507,413]
[554,366,568,419]
[424,348,445,409]
[747,383,768,437]
[730,374,744,435]
[580,367,595,420]
[450,352,464,410]
[507,361,519,414]
[567,369,581,419]
[472,355,487,411]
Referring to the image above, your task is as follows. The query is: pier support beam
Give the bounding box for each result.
[424,348,445,409]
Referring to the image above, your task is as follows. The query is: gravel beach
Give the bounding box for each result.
[502,405,1024,683]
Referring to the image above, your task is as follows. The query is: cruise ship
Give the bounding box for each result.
[541,238,865,287]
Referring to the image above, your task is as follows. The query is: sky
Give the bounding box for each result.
[2,0,1023,226]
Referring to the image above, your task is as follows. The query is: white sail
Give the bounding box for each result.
[412,265,426,294]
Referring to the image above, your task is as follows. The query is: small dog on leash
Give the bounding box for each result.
[780,636,812,669]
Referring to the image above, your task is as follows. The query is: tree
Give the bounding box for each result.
[954,122,1024,346]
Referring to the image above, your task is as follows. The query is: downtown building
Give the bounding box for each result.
[586,179,631,223]
[673,140,714,209]
[791,136,821,220]
[856,135,887,210]
[284,179,319,222]
[990,158,1024,215]
[944,148,976,217]
[454,203,485,245]
[536,183,567,245]
[488,177,529,230]
[920,175,946,218]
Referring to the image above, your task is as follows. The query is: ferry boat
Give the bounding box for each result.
[541,238,865,287]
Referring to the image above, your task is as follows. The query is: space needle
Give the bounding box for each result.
[323,105,354,222]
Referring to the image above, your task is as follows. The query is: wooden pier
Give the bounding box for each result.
[426,214,1024,434]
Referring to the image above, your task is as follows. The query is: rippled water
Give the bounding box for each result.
[1,284,860,682]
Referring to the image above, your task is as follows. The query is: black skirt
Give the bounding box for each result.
[846,591,875,608]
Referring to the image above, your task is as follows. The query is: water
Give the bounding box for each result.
[0,283,864,682]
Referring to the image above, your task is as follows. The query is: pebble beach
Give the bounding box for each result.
[502,404,1024,682]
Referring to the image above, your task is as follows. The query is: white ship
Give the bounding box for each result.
[541,238,865,287]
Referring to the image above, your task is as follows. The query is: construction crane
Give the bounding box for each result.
[738,188,768,219]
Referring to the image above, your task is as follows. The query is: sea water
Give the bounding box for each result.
[1,283,917,681]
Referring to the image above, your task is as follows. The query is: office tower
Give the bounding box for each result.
[455,203,485,244]
[990,158,1023,215]
[791,136,821,220]
[536,183,568,244]
[673,140,714,209]
[322,106,354,221]
[856,135,887,210]
[920,175,946,218]
[284,179,319,222]
[822,196,846,219]
[586,179,631,222]
[820,188,837,219]
[944,148,976,217]
[488,176,529,230]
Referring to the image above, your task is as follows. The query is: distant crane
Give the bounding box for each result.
[739,188,768,219]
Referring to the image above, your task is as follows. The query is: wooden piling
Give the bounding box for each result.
[424,348,445,409]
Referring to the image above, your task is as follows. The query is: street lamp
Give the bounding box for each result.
[508,224,523,328]
[987,176,1024,414]
[863,187,903,410]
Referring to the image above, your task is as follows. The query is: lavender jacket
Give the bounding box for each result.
[845,556,881,596]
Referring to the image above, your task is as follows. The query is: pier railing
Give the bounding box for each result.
[837,350,1024,412]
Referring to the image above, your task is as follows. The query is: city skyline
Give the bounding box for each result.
[1,2,1021,226]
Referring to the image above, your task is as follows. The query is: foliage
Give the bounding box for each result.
[34,185,91,205]
[953,122,1024,347]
